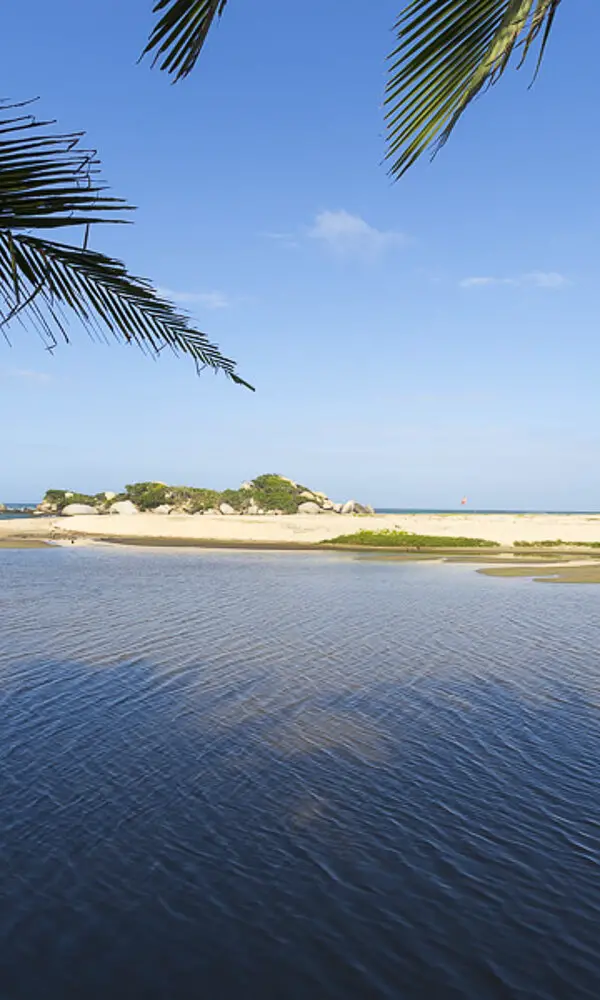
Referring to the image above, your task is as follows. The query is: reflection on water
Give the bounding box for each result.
[1,547,600,999]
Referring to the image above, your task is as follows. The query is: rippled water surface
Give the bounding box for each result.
[1,547,599,999]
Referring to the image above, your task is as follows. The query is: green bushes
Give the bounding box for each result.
[43,489,103,511]
[43,474,340,515]
[250,474,301,513]
[326,530,499,548]
[124,482,169,510]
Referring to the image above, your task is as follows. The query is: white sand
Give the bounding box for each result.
[3,511,600,547]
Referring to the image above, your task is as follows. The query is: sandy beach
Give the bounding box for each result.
[3,511,600,547]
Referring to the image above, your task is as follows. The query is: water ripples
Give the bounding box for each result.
[1,547,600,998]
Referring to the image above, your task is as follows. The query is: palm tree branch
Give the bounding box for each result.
[0,233,253,387]
[143,0,229,80]
[0,102,251,387]
[385,0,562,178]
[0,104,129,229]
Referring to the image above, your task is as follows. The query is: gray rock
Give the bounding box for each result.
[299,490,317,502]
[240,481,253,491]
[109,500,139,515]
[332,503,343,513]
[153,505,172,515]
[219,503,236,515]
[62,503,99,516]
[204,508,221,515]
[321,500,334,510]
[298,502,322,514]
[341,500,358,514]
[247,504,260,515]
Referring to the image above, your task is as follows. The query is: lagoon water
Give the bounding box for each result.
[1,546,599,999]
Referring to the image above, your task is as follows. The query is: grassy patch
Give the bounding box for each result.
[515,539,600,548]
[325,530,499,549]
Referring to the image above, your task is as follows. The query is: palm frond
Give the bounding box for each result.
[143,0,228,80]
[0,233,252,387]
[385,0,562,178]
[0,102,251,387]
[0,103,128,229]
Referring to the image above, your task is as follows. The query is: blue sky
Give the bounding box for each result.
[2,0,599,508]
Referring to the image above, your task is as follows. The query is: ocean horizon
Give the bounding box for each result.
[3,503,600,518]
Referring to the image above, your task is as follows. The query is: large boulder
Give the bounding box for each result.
[341,500,358,514]
[219,503,236,515]
[246,504,260,515]
[109,500,139,515]
[298,501,322,515]
[62,504,98,516]
[153,505,172,515]
[299,490,318,502]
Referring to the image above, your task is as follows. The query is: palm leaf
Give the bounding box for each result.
[143,0,228,80]
[0,102,251,387]
[385,0,562,177]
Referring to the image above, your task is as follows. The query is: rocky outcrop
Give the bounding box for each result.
[62,504,99,516]
[109,501,139,515]
[40,475,374,518]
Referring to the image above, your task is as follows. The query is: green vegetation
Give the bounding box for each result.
[124,483,169,511]
[325,530,499,549]
[43,490,109,513]
[250,475,302,514]
[515,540,600,549]
[42,475,342,516]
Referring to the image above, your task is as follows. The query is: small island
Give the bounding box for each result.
[36,474,374,518]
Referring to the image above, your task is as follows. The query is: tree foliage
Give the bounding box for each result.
[143,0,562,177]
[0,102,250,386]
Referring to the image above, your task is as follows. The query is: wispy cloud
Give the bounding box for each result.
[261,231,300,249]
[0,368,53,384]
[158,288,230,309]
[307,210,406,256]
[460,271,568,289]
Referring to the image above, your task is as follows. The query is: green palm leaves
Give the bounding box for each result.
[385,0,562,177]
[143,0,229,79]
[143,1,561,175]
[0,103,251,387]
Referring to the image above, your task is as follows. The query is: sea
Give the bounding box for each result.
[3,504,600,518]
[1,546,599,999]
[0,503,37,519]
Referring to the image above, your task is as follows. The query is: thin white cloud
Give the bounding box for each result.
[158,288,230,309]
[460,276,517,288]
[307,210,406,256]
[460,271,568,289]
[261,232,300,249]
[10,369,53,384]
[524,271,568,288]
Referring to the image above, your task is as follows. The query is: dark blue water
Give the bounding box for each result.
[1,547,599,999]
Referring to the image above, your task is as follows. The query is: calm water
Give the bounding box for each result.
[1,547,599,999]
